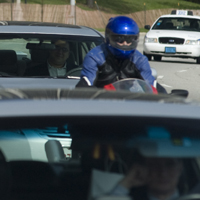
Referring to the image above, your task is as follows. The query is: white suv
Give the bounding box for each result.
[143,10,200,63]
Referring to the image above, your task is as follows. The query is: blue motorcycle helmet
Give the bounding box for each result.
[105,16,139,59]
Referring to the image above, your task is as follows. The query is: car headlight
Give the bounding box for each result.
[144,37,158,43]
[185,40,200,45]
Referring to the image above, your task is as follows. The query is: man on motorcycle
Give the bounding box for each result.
[76,16,166,93]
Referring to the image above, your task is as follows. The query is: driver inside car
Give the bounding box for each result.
[25,39,77,77]
[111,157,184,200]
[76,16,167,94]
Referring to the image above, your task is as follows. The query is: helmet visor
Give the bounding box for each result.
[109,34,139,51]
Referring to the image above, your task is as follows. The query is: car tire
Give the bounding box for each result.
[197,57,200,64]
[143,52,152,61]
[154,55,162,61]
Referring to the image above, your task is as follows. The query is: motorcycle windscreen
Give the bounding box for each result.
[112,78,153,94]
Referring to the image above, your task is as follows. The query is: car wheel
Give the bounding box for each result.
[196,57,200,64]
[154,55,162,61]
[143,52,152,61]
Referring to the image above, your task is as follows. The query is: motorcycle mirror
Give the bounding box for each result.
[151,67,157,80]
[170,89,189,98]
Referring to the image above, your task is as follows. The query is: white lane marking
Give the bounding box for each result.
[158,75,164,79]
[161,84,172,88]
[177,70,187,73]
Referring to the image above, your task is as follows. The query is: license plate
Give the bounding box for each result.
[165,47,176,54]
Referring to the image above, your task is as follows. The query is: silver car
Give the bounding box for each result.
[0,21,104,88]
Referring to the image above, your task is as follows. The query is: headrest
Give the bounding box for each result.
[30,49,49,63]
[9,160,59,190]
[166,22,173,28]
[0,50,17,65]
[0,50,18,74]
[45,140,66,162]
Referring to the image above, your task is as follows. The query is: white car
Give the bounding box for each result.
[143,10,200,63]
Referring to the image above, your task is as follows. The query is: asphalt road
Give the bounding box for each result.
[138,33,200,101]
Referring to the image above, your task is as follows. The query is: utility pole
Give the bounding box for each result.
[10,0,13,21]
[95,1,106,26]
[75,1,76,25]
[70,0,75,25]
[41,0,43,22]
[144,2,146,27]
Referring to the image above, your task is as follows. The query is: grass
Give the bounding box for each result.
[95,28,105,32]
[76,3,94,11]
[3,0,200,14]
[75,0,200,14]
[139,28,149,33]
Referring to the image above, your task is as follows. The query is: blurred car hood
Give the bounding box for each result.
[0,87,197,118]
[0,77,79,89]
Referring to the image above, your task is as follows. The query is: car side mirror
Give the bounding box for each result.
[144,25,151,30]
[170,89,189,98]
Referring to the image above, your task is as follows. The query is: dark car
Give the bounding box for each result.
[0,87,199,200]
[0,21,104,88]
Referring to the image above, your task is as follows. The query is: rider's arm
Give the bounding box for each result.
[78,56,98,86]
[132,50,155,86]
[76,44,106,87]
[133,51,167,94]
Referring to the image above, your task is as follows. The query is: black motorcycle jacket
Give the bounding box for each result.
[95,54,144,88]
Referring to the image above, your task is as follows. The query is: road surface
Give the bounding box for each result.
[138,33,200,101]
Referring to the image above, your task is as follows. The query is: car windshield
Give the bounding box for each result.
[1,112,200,200]
[0,34,103,77]
[152,17,200,31]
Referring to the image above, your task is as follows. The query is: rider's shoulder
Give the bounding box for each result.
[133,49,144,57]
[85,43,107,66]
[89,43,106,53]
[131,49,147,62]
[131,50,148,67]
[87,43,107,58]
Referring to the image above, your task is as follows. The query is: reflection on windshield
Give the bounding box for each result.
[89,157,185,200]
[112,78,153,94]
[0,123,200,200]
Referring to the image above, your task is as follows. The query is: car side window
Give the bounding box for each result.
[78,41,99,65]
[0,38,31,61]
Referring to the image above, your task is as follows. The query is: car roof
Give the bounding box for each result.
[0,21,103,37]
[158,14,200,20]
[0,88,197,118]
